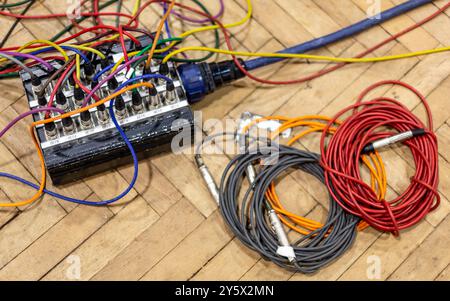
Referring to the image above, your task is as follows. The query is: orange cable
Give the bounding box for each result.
[145,0,175,68]
[243,115,386,234]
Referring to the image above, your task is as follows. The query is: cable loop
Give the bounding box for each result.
[381,199,400,237]
[320,80,439,235]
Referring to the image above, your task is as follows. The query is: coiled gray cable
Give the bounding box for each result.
[218,144,359,274]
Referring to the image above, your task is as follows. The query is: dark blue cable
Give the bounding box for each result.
[0,106,138,206]
[93,62,114,82]
[244,0,432,70]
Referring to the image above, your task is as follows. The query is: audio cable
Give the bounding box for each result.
[240,115,387,235]
[173,0,450,102]
[194,131,359,273]
[320,80,440,236]
[215,141,359,273]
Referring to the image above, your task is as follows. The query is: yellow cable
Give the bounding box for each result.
[75,54,81,83]
[62,44,106,59]
[132,0,141,15]
[162,0,253,55]
[162,45,450,64]
[16,44,106,59]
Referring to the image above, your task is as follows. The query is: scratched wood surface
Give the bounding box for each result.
[0,0,449,281]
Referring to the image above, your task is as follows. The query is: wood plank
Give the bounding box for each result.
[91,199,204,280]
[141,210,233,281]
[43,197,159,280]
[0,0,448,281]
[389,215,450,280]
[338,221,434,280]
[0,196,66,269]
[0,201,113,280]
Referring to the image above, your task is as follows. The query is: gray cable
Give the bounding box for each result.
[218,144,359,274]
[0,52,36,79]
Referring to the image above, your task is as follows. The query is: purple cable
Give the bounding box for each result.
[159,0,225,24]
[0,107,64,138]
[0,51,54,71]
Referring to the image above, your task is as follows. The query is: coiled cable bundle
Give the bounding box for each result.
[320,80,440,236]
[219,143,359,273]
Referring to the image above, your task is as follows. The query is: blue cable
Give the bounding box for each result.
[30,46,90,65]
[163,2,173,39]
[244,0,433,70]
[0,93,139,206]
[93,62,114,82]
[0,74,172,205]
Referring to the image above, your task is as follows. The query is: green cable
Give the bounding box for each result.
[115,0,123,28]
[127,37,182,80]
[50,0,119,42]
[1,0,221,78]
[0,0,33,8]
[153,0,220,63]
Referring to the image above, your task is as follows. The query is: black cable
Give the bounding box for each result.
[218,143,359,274]
[0,0,36,48]
[0,0,34,9]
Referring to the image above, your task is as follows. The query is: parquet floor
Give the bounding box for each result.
[0,0,449,281]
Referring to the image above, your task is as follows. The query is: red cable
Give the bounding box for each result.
[46,60,75,113]
[319,80,439,236]
[0,25,141,52]
[119,25,130,69]
[94,0,105,28]
[0,10,135,20]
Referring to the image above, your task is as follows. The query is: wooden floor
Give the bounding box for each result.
[0,0,449,281]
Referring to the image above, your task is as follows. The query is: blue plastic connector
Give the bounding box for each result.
[178,59,246,104]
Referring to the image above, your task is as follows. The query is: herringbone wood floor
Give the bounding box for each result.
[0,0,449,281]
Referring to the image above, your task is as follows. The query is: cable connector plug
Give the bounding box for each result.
[268,209,296,262]
[362,128,426,154]
[178,59,246,104]
[195,155,220,205]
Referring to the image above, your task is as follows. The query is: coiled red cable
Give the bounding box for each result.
[320,80,440,236]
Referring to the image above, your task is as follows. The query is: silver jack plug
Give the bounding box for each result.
[195,155,220,205]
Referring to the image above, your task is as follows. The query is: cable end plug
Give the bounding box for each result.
[195,155,220,205]
[268,210,296,263]
[362,128,427,154]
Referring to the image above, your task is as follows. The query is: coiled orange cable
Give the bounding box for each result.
[243,115,387,235]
